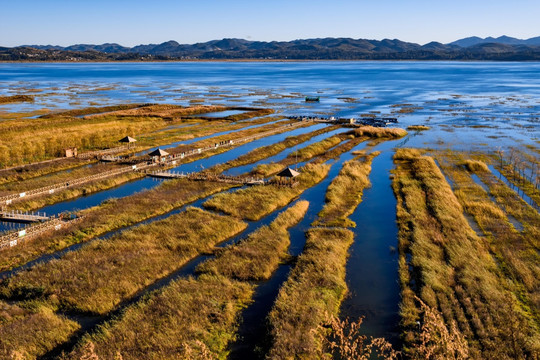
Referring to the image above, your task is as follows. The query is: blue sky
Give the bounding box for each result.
[1,0,539,47]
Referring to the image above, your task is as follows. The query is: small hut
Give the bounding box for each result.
[119,136,137,149]
[277,167,300,178]
[64,147,78,158]
[148,148,169,162]
[274,167,300,187]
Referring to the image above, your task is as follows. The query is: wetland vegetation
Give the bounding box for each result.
[314,151,379,227]
[392,148,539,359]
[0,62,539,359]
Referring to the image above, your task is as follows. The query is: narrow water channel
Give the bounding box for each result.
[488,165,539,210]
[340,141,401,344]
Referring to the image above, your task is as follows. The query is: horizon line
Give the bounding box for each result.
[7,34,540,49]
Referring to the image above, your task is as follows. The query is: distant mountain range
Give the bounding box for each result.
[2,36,540,61]
[449,35,540,47]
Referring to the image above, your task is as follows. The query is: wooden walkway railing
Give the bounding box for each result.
[147,170,266,185]
[0,210,50,222]
[0,216,82,251]
[0,166,135,206]
[0,145,132,175]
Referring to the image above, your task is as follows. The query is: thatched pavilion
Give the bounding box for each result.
[277,167,300,178]
[119,136,137,149]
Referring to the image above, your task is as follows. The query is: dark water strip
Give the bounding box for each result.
[470,173,525,231]
[229,141,370,359]
[488,165,539,210]
[0,221,27,234]
[340,144,402,345]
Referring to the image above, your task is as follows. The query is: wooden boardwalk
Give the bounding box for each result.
[147,170,266,186]
[0,216,82,251]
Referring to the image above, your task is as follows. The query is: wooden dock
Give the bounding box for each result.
[0,210,50,223]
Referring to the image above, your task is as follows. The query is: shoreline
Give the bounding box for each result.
[2,59,540,64]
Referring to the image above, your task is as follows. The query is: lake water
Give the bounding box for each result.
[1,61,539,347]
[1,61,539,150]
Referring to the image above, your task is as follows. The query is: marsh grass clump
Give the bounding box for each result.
[0,208,246,315]
[393,148,423,161]
[321,315,399,360]
[0,300,79,359]
[96,104,227,118]
[463,159,489,172]
[196,200,309,280]
[353,126,407,139]
[204,163,330,220]
[315,151,379,227]
[266,228,354,359]
[66,275,253,360]
[250,162,285,177]
[412,298,469,360]
[0,95,34,104]
[407,125,431,131]
[40,103,142,118]
[294,135,343,160]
